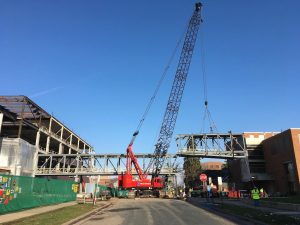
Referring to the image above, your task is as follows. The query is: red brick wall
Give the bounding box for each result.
[263,129,300,194]
[290,129,300,192]
[201,162,224,171]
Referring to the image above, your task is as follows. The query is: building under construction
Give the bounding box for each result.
[0,95,93,176]
[0,96,178,179]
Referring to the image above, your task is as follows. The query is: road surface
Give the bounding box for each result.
[74,198,240,225]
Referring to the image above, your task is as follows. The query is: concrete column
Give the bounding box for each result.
[46,118,53,154]
[46,136,50,154]
[33,130,41,176]
[83,143,86,154]
[59,143,64,154]
[35,131,41,147]
[48,117,53,133]
[56,143,64,171]
[69,134,73,154]
[60,127,64,140]
[77,139,80,153]
[46,136,50,153]
[0,113,3,135]
[57,127,63,164]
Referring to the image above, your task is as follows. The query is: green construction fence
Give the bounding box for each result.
[0,174,78,214]
[110,188,128,198]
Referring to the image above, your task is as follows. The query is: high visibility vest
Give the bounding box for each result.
[251,189,260,200]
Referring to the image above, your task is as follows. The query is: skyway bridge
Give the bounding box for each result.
[35,133,247,176]
[176,133,247,159]
[35,153,179,176]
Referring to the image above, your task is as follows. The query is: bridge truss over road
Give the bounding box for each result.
[35,153,179,176]
[176,133,247,159]
[35,133,247,177]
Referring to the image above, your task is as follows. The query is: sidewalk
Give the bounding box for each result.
[0,201,77,224]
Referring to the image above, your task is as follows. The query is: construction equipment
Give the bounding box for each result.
[118,2,203,194]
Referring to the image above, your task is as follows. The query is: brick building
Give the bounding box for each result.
[262,129,300,194]
[228,129,300,195]
[201,161,224,171]
[200,161,228,191]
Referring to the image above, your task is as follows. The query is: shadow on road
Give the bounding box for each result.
[108,207,141,212]
[89,216,105,221]
[186,198,253,225]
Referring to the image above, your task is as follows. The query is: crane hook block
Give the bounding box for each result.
[195,2,202,11]
[133,131,139,136]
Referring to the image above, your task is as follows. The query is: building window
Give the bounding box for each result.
[283,162,296,182]
[249,162,266,173]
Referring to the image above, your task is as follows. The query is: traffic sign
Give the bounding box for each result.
[199,173,207,182]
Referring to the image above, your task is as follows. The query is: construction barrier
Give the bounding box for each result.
[0,174,78,214]
[228,190,241,198]
[110,188,128,198]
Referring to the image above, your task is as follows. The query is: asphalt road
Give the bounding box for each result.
[74,198,240,225]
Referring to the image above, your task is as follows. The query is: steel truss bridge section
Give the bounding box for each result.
[35,153,179,176]
[176,133,247,159]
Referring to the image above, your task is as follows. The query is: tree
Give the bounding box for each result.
[183,138,202,188]
[183,157,202,188]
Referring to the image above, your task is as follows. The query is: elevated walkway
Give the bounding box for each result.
[35,153,179,176]
[176,133,247,159]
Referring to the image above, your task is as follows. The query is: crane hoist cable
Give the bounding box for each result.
[198,22,253,185]
[128,21,187,146]
[200,24,208,104]
[202,103,218,133]
[198,22,218,134]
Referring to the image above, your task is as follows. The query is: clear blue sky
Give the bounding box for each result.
[1,0,299,154]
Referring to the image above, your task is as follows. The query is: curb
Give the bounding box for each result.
[62,202,112,225]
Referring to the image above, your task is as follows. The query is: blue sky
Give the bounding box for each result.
[0,0,299,154]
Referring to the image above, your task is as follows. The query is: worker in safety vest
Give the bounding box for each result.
[251,187,260,206]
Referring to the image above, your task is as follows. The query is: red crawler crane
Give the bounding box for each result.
[118,132,164,189]
[118,2,203,193]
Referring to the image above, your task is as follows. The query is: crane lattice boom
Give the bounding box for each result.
[119,3,203,191]
[149,3,203,176]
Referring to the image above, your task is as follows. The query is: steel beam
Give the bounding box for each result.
[35,153,179,176]
[176,133,247,159]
